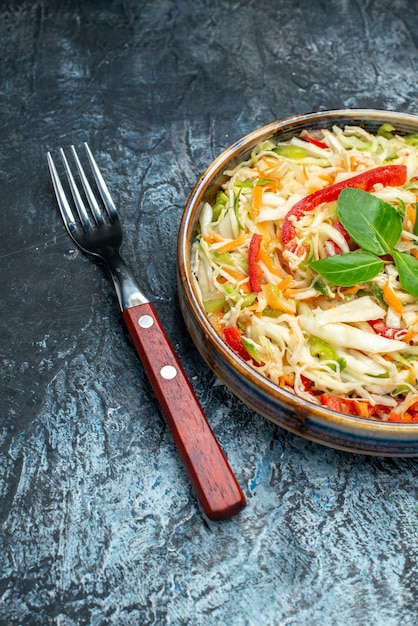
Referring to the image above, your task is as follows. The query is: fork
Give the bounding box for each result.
[47,143,246,521]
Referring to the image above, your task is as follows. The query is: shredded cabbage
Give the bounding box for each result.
[192,125,418,421]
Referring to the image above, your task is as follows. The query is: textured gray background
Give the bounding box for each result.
[1,0,418,624]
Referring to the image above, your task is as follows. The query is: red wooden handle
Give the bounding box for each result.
[122,302,246,520]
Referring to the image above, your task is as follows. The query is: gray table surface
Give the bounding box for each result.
[1,1,418,624]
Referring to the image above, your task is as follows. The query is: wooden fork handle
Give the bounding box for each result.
[122,302,247,521]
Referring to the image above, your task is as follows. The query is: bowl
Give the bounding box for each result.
[177,109,418,456]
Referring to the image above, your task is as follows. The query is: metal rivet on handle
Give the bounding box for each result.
[138,314,154,328]
[160,365,177,380]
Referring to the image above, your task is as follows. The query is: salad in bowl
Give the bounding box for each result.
[178,110,418,454]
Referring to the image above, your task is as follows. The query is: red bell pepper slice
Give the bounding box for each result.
[303,135,328,150]
[320,394,388,418]
[281,164,407,246]
[333,220,350,242]
[388,409,418,422]
[248,233,263,292]
[368,319,408,341]
[320,394,359,415]
[325,220,351,255]
[300,374,314,392]
[223,325,254,362]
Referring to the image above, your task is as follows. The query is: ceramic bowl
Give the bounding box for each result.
[177,109,418,456]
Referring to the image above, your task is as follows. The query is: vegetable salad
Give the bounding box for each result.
[191,124,418,421]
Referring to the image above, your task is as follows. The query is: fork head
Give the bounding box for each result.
[47,143,123,259]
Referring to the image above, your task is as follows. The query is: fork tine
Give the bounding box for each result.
[84,142,118,223]
[60,148,93,232]
[47,151,78,229]
[70,145,105,226]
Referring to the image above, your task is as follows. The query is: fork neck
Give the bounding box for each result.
[105,251,149,310]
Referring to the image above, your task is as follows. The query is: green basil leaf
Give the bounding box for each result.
[309,251,384,287]
[393,250,418,297]
[337,188,402,256]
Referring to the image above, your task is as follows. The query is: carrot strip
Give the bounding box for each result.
[257,156,281,168]
[211,310,224,335]
[408,367,417,386]
[402,327,418,343]
[284,288,303,296]
[318,173,335,184]
[251,185,263,219]
[216,233,247,253]
[278,275,292,291]
[407,204,416,227]
[263,284,295,314]
[279,372,295,387]
[349,155,359,171]
[353,401,371,418]
[264,180,282,193]
[257,247,283,279]
[207,228,224,242]
[202,234,217,245]
[256,222,272,239]
[340,284,362,296]
[223,268,248,282]
[223,268,251,293]
[383,281,404,315]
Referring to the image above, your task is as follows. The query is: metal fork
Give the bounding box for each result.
[47,143,246,521]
